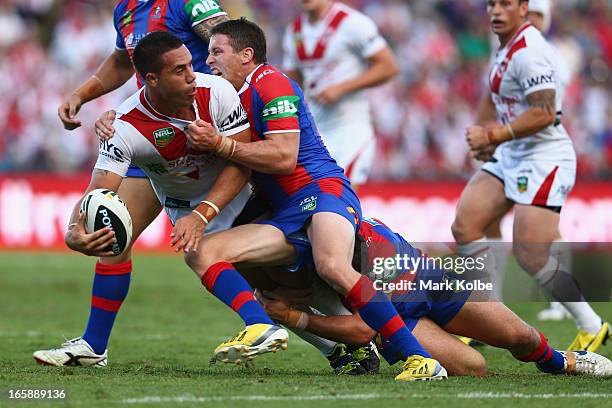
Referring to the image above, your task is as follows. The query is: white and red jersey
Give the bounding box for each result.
[488,23,574,161]
[282,2,386,134]
[94,73,251,229]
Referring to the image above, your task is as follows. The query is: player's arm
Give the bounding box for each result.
[281,26,303,86]
[314,46,398,105]
[172,127,252,253]
[58,49,133,130]
[65,169,124,257]
[192,14,229,42]
[474,89,497,126]
[260,293,375,345]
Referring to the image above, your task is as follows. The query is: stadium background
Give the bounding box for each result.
[0,0,610,248]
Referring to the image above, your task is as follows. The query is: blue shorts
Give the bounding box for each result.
[126,165,148,178]
[257,178,361,268]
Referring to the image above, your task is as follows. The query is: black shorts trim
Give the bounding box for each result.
[481,169,504,185]
[534,204,562,213]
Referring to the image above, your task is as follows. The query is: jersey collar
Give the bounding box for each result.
[139,88,201,126]
[499,22,532,51]
[239,64,265,95]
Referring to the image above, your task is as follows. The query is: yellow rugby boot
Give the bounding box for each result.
[567,322,610,352]
[212,324,288,365]
[395,355,448,381]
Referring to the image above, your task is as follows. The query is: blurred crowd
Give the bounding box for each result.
[1,0,610,179]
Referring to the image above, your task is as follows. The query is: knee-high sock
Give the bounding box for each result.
[457,238,499,301]
[311,277,352,316]
[515,331,565,374]
[202,262,273,326]
[289,326,337,357]
[82,261,132,355]
[533,242,601,333]
[345,275,430,359]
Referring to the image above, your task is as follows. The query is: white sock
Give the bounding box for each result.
[487,238,509,300]
[457,238,499,301]
[533,243,601,333]
[311,277,352,316]
[288,327,337,357]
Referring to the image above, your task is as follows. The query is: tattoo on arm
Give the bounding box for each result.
[193,15,230,42]
[93,169,111,177]
[526,89,556,116]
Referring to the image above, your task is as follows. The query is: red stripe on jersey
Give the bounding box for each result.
[202,262,233,291]
[532,166,559,206]
[253,66,300,133]
[231,291,256,311]
[95,261,132,276]
[379,315,405,339]
[276,164,314,196]
[120,107,190,161]
[147,0,169,32]
[194,87,213,125]
[490,36,527,94]
[92,296,123,312]
[293,9,349,61]
[317,178,344,198]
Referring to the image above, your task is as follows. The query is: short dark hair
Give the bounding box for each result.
[210,18,267,64]
[133,31,184,78]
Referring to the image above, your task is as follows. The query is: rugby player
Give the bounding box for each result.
[44,0,231,366]
[33,32,279,366]
[282,0,398,188]
[257,217,612,377]
[181,18,446,381]
[451,0,609,352]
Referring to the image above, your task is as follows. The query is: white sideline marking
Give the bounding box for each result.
[122,393,612,404]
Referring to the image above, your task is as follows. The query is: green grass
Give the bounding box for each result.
[0,252,610,408]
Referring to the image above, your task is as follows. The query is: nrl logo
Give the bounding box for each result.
[153,127,175,147]
[300,196,318,212]
[517,176,528,193]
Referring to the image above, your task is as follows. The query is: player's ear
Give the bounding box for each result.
[240,47,255,64]
[144,72,159,87]
[519,0,529,18]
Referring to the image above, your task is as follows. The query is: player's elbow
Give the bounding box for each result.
[274,154,297,175]
[534,108,556,128]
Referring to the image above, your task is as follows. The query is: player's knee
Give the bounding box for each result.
[314,255,349,283]
[507,324,538,350]
[99,250,132,265]
[513,242,548,274]
[451,217,471,243]
[456,351,487,377]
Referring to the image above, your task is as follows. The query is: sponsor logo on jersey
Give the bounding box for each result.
[153,127,176,147]
[185,0,223,22]
[255,69,275,83]
[145,163,168,175]
[300,195,317,211]
[522,71,555,90]
[152,6,161,20]
[262,96,299,121]
[164,197,191,209]
[517,176,528,193]
[122,10,133,27]
[218,105,248,133]
[557,185,572,197]
[99,140,126,163]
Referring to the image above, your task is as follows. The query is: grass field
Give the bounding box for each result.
[0,252,610,407]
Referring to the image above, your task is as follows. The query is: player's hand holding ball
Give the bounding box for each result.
[170,212,207,253]
[65,211,117,257]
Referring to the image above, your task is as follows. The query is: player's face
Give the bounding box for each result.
[207,34,246,90]
[487,0,528,37]
[155,45,197,106]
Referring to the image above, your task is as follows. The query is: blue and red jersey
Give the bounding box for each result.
[113,0,226,85]
[238,64,348,207]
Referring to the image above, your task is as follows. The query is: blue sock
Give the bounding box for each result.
[516,331,565,373]
[202,262,273,326]
[346,276,430,358]
[82,261,131,355]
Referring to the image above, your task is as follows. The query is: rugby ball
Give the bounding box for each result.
[80,189,132,256]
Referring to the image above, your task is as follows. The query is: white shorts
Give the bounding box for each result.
[319,122,376,185]
[164,185,251,233]
[481,154,576,209]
